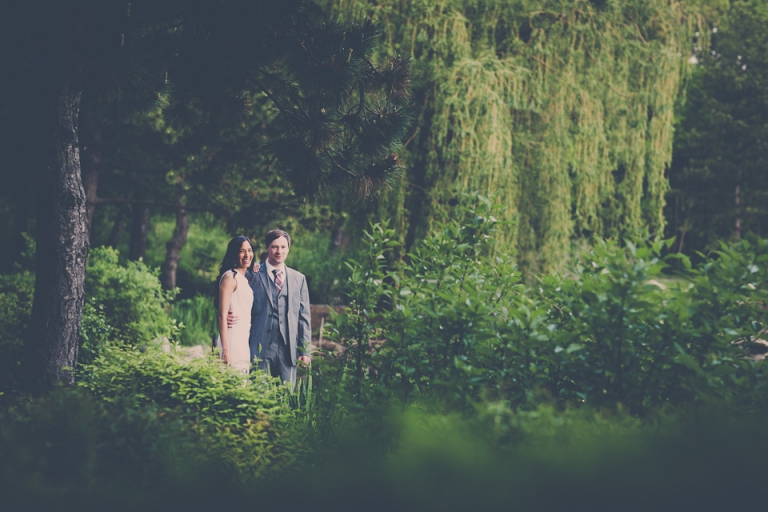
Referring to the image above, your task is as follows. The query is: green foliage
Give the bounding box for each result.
[2,384,766,509]
[0,272,34,391]
[77,344,311,479]
[327,0,706,272]
[304,403,768,511]
[324,196,768,414]
[170,295,217,346]
[145,213,231,299]
[377,196,523,407]
[85,247,179,346]
[287,228,351,305]
[677,237,768,408]
[537,236,764,411]
[78,299,116,364]
[320,221,400,405]
[538,237,681,411]
[4,209,768,509]
[0,387,212,508]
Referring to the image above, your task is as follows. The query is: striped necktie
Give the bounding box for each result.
[273,268,284,292]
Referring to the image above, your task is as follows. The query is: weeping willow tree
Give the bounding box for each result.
[325,0,706,272]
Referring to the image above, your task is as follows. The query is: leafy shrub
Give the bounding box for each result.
[171,294,217,346]
[536,236,768,411]
[77,344,311,478]
[324,196,533,410]
[0,386,235,510]
[324,197,768,414]
[0,271,34,391]
[300,404,768,512]
[674,237,768,409]
[317,222,399,406]
[3,382,765,510]
[536,238,686,410]
[86,246,179,346]
[78,299,116,364]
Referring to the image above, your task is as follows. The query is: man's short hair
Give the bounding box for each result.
[265,229,291,248]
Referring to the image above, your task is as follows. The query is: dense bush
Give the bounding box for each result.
[0,387,217,510]
[1,246,185,385]
[288,228,350,305]
[85,247,180,346]
[299,402,768,512]
[5,385,766,511]
[77,344,311,479]
[539,236,768,411]
[323,197,768,414]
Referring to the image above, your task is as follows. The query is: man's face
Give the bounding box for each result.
[266,236,290,266]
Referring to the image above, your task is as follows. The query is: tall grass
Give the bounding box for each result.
[171,294,217,346]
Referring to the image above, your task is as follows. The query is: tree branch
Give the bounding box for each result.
[251,77,296,119]
[326,150,357,177]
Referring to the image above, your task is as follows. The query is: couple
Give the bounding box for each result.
[217,229,311,386]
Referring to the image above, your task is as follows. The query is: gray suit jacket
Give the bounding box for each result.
[247,264,311,365]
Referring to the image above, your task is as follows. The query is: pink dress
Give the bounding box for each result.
[219,271,253,372]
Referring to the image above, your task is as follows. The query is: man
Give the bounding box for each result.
[231,229,311,386]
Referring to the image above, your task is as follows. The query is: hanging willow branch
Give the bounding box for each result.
[326,0,705,272]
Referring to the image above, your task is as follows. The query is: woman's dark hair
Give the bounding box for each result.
[218,236,255,276]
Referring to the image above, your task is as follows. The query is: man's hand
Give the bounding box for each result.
[297,355,310,367]
[227,311,239,328]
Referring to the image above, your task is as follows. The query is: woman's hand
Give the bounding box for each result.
[218,272,237,366]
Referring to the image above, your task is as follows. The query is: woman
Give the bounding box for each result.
[217,236,255,372]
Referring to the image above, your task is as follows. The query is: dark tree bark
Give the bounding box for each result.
[329,226,344,251]
[128,203,150,261]
[160,202,189,290]
[25,79,88,391]
[80,108,103,238]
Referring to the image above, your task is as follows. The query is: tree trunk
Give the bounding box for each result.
[128,203,150,261]
[25,80,88,391]
[160,202,189,290]
[80,108,103,238]
[329,226,344,251]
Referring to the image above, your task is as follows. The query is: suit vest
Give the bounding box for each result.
[269,271,288,345]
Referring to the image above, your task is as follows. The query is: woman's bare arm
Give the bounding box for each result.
[217,272,237,363]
